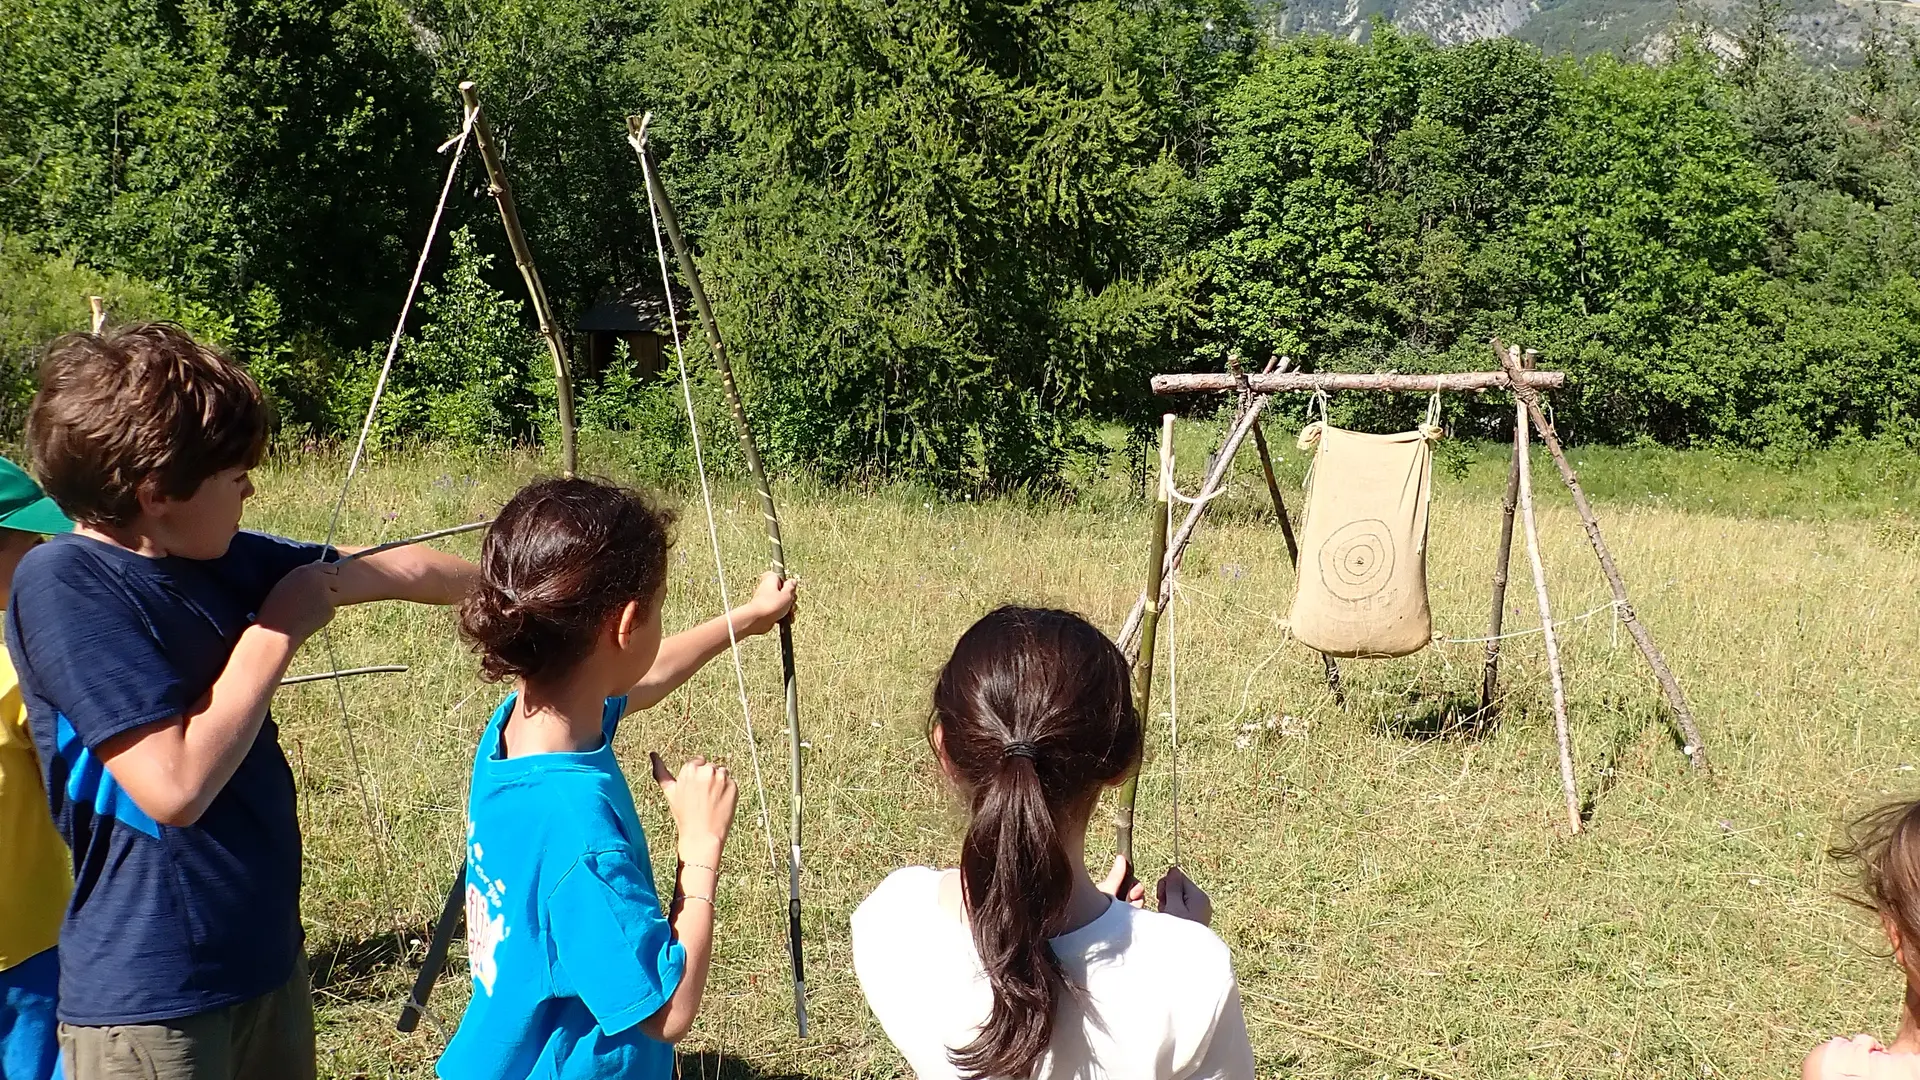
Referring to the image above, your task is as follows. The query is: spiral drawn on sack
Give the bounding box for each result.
[1318,518,1396,602]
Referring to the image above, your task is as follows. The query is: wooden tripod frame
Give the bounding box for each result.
[1130,342,1711,833]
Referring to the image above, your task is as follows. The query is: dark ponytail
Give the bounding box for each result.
[459,477,674,683]
[931,606,1142,1079]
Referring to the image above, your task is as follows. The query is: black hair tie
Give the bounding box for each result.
[1002,740,1040,761]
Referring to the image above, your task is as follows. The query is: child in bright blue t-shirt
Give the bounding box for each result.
[439,477,795,1080]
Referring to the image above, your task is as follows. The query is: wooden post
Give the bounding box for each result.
[88,296,106,334]
[1114,414,1174,876]
[1240,364,1345,705]
[458,81,577,478]
[1514,392,1581,834]
[1477,344,1526,725]
[1493,340,1712,776]
[1115,394,1270,659]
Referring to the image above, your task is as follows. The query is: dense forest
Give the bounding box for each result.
[2,0,1918,491]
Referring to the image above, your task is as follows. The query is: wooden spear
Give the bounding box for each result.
[281,665,408,686]
[1492,340,1711,775]
[457,82,577,478]
[88,296,106,334]
[1513,390,1581,834]
[1114,415,1174,876]
[630,114,809,1037]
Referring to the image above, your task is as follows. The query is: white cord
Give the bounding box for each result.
[1165,492,1181,870]
[1440,599,1623,645]
[1164,458,1229,508]
[324,104,475,553]
[314,102,475,955]
[642,167,780,878]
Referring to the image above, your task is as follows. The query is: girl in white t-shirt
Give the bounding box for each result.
[1805,797,1920,1079]
[852,606,1254,1080]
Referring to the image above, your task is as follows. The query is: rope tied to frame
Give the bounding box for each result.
[1296,391,1444,451]
[1438,598,1624,646]
[1161,454,1227,508]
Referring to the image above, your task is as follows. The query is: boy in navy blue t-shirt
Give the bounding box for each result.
[7,324,478,1080]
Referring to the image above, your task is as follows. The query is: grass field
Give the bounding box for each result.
[251,426,1920,1079]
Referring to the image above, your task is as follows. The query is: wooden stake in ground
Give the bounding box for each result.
[1493,340,1712,776]
[1116,395,1270,659]
[1476,344,1526,725]
[458,81,577,478]
[1513,392,1582,834]
[88,296,106,334]
[1114,414,1174,875]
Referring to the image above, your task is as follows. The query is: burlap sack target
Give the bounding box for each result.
[1287,418,1441,658]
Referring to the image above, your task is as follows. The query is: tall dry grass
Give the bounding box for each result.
[250,430,1920,1078]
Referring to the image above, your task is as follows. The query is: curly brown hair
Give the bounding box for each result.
[460,477,676,683]
[27,323,267,526]
[1832,796,1920,978]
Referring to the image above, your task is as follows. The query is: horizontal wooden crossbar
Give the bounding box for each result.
[1151,370,1567,395]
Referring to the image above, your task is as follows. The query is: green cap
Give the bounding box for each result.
[0,457,72,535]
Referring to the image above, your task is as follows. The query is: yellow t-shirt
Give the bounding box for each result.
[0,643,72,969]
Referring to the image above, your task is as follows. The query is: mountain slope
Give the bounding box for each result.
[1260,0,1920,62]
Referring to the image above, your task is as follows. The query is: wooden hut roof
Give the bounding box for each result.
[574,284,690,333]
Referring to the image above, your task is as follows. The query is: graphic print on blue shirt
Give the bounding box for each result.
[438,694,686,1080]
[7,530,332,1025]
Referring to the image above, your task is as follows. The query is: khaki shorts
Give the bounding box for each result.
[58,955,315,1080]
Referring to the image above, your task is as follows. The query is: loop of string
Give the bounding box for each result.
[1161,454,1226,508]
[1419,391,1444,442]
[641,168,781,880]
[315,102,475,963]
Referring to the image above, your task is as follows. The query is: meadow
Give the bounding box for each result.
[253,426,1920,1079]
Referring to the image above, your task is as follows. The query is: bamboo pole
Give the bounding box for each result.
[1114,414,1174,875]
[1115,395,1270,658]
[1514,392,1582,834]
[1153,371,1566,395]
[88,296,106,334]
[458,82,577,478]
[1492,340,1712,775]
[1477,344,1526,725]
[631,115,809,1036]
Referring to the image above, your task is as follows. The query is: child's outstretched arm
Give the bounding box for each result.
[332,544,479,606]
[642,752,739,1043]
[623,573,797,714]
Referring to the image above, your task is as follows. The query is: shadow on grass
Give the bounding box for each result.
[671,1054,814,1080]
[1579,703,1665,827]
[1372,692,1502,742]
[309,927,428,996]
